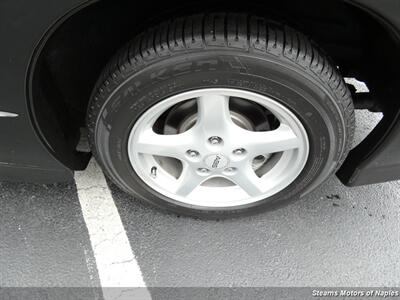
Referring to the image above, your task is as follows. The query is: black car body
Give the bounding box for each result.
[1,0,399,186]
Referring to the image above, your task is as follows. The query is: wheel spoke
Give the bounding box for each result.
[135,128,194,159]
[174,164,206,196]
[197,94,232,135]
[229,163,264,197]
[128,88,310,207]
[238,124,300,156]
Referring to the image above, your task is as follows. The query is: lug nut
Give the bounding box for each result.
[233,148,246,155]
[225,167,237,173]
[187,150,199,157]
[198,168,209,174]
[208,136,223,145]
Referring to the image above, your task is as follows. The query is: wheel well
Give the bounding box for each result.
[30,0,400,170]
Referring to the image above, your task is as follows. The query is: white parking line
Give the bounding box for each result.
[75,159,151,300]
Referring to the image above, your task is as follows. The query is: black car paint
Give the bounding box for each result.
[0,0,399,185]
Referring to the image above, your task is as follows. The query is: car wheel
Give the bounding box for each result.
[87,13,355,218]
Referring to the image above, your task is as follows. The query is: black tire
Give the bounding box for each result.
[87,13,355,218]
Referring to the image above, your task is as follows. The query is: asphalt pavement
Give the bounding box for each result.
[1,108,399,299]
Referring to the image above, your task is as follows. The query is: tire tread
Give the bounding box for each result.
[88,12,354,188]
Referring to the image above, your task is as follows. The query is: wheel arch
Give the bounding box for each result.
[28,0,400,180]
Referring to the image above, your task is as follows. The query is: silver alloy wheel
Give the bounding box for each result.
[128,88,309,208]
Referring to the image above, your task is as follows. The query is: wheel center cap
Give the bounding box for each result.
[204,154,229,169]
